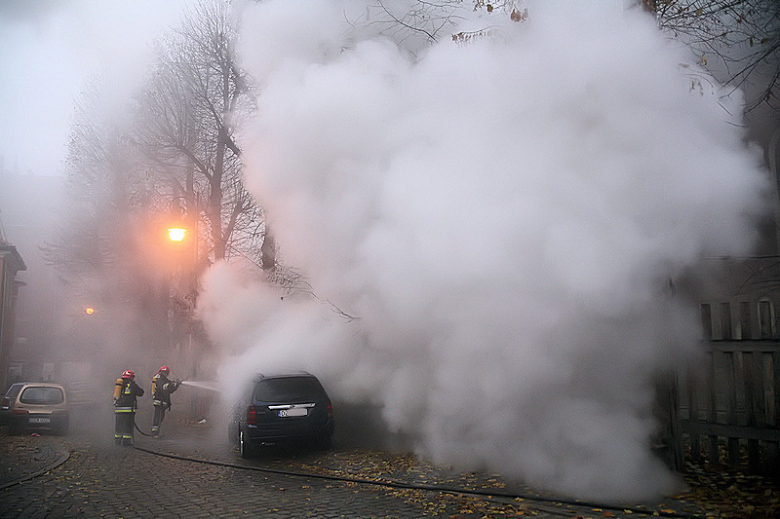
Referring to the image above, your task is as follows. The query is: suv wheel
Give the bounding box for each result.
[239,428,254,459]
[315,434,332,450]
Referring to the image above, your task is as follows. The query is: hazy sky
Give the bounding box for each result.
[0,0,192,176]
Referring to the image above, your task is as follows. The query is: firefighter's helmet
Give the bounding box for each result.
[122,369,135,379]
[159,366,170,374]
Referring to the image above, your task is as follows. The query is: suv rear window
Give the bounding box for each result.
[20,387,64,405]
[254,377,324,402]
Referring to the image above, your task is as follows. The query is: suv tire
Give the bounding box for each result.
[239,427,255,459]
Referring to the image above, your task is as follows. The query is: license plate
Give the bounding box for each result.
[29,417,51,424]
[278,408,308,417]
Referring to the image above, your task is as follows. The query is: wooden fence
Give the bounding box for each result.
[666,301,780,476]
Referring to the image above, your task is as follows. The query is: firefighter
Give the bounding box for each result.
[151,365,179,437]
[113,369,144,446]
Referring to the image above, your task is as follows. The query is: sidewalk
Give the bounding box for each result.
[0,428,70,489]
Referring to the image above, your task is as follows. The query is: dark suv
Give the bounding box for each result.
[231,373,334,457]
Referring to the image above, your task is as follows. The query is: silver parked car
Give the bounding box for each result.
[0,382,70,435]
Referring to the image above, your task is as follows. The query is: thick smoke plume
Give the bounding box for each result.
[201,0,769,502]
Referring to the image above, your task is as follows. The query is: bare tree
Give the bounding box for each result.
[364,0,523,47]
[375,1,777,114]
[649,0,780,114]
[134,0,263,269]
[43,83,174,353]
[44,0,272,359]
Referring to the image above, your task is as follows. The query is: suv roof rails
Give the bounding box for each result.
[255,371,312,380]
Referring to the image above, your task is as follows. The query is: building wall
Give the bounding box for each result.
[0,246,26,391]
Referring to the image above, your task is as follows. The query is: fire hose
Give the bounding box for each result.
[133,416,153,437]
[131,443,704,519]
[123,381,703,518]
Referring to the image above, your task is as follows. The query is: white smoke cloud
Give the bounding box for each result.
[201,0,769,503]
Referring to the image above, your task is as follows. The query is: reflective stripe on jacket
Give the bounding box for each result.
[151,373,176,407]
[114,377,144,409]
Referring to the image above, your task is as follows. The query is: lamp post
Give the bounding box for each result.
[167,217,198,305]
[166,218,197,323]
[166,207,202,420]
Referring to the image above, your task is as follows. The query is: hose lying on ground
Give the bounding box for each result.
[132,443,705,519]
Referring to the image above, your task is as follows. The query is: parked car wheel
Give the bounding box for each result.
[314,432,332,450]
[8,421,24,436]
[239,427,254,459]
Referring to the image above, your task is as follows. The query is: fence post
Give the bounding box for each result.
[689,370,701,465]
[729,351,743,469]
[670,375,685,471]
[743,352,763,472]
[765,352,779,475]
[706,351,719,466]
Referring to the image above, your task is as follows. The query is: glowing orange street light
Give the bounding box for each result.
[85,307,95,315]
[168,226,187,242]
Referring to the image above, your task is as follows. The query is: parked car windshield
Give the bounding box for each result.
[254,377,323,402]
[20,387,64,405]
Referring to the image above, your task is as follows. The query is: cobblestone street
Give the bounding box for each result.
[1,406,435,518]
[1,434,433,518]
[1,405,773,518]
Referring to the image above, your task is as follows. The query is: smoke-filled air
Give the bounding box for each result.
[199,0,768,503]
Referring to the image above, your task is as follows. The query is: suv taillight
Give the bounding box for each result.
[326,400,333,419]
[246,405,257,425]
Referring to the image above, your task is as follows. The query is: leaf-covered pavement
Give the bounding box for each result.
[674,466,780,519]
[5,425,777,518]
[252,446,778,517]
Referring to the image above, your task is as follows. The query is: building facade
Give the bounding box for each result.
[0,244,26,391]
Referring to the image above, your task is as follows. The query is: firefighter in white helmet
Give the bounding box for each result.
[113,369,144,446]
[151,366,179,437]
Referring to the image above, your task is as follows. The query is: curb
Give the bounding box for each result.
[0,442,71,491]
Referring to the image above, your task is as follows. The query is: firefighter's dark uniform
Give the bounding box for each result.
[151,372,179,437]
[113,375,144,445]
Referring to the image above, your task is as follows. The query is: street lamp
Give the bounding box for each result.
[167,226,187,243]
[165,213,203,420]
